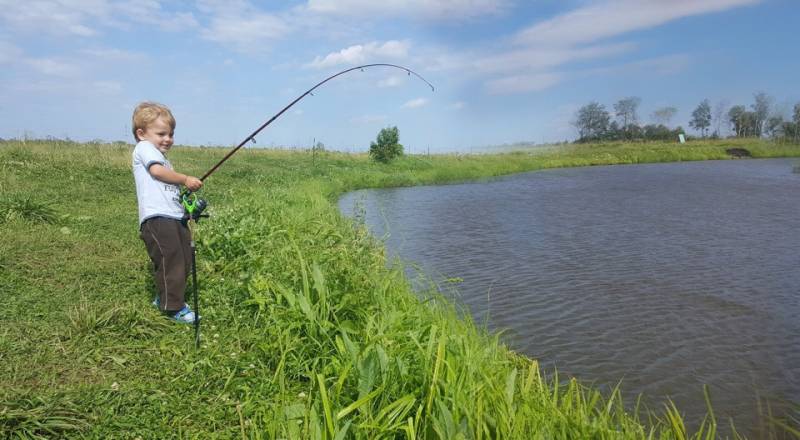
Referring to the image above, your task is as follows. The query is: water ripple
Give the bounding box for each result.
[340,159,800,436]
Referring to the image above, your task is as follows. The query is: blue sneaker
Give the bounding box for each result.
[153,296,192,313]
[169,305,199,324]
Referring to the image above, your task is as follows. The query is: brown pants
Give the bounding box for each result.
[139,217,192,313]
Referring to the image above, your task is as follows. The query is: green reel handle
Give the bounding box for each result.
[181,190,199,215]
[181,190,208,222]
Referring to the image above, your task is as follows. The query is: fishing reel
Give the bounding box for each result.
[181,191,209,223]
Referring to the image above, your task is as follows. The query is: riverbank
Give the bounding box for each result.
[2,139,798,438]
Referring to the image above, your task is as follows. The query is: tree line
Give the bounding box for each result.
[573,92,800,143]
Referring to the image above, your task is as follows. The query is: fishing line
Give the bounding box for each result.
[199,63,435,182]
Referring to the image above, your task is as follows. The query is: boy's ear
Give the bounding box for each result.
[135,128,144,141]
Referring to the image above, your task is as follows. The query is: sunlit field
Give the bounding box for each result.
[2,138,799,438]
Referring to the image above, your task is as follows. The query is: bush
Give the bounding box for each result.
[369,126,403,163]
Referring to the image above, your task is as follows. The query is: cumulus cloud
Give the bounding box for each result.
[305,0,510,20]
[307,40,410,69]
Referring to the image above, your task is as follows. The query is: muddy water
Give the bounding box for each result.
[339,159,800,437]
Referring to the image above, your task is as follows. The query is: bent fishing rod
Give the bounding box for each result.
[199,63,435,183]
[180,64,432,349]
[180,63,433,217]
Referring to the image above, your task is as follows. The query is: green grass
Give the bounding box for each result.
[1,138,799,439]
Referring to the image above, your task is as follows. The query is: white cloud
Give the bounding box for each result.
[583,54,691,77]
[80,48,147,62]
[351,114,387,124]
[515,0,761,47]
[427,0,757,95]
[0,0,102,36]
[401,98,428,109]
[114,1,199,32]
[0,41,22,64]
[378,75,406,88]
[26,58,81,77]
[307,40,410,69]
[9,77,119,95]
[449,101,466,110]
[485,73,562,95]
[200,9,290,52]
[470,43,636,75]
[92,80,123,94]
[0,0,198,36]
[305,0,510,20]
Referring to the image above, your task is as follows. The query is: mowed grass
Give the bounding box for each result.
[1,138,799,439]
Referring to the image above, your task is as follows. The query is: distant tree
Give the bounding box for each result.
[790,103,800,142]
[765,115,785,138]
[712,99,729,138]
[689,99,712,137]
[643,124,673,141]
[728,105,746,137]
[782,121,799,141]
[651,106,677,127]
[604,120,622,141]
[623,123,643,140]
[794,103,800,126]
[614,97,641,138]
[369,126,403,163]
[573,102,610,141]
[751,92,772,137]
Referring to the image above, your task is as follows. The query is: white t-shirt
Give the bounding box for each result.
[132,140,184,225]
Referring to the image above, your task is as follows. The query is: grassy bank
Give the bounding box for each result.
[2,138,799,439]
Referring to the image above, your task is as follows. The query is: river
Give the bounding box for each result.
[338,158,800,438]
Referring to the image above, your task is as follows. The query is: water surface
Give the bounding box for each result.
[339,159,800,437]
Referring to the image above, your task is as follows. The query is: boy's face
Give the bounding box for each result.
[137,117,174,154]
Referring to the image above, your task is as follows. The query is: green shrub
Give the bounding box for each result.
[369,126,403,163]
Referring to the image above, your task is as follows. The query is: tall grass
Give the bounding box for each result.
[1,138,799,438]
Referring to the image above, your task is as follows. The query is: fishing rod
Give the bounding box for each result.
[180,63,433,213]
[201,63,434,183]
[179,63,434,349]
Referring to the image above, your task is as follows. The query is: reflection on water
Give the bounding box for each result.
[339,159,800,438]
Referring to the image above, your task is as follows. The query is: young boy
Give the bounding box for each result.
[132,101,202,323]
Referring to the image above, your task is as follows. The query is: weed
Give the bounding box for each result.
[0,194,58,224]
[0,395,89,438]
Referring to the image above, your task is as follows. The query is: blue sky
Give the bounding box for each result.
[0,0,797,152]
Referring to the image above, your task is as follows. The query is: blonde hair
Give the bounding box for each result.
[132,102,176,141]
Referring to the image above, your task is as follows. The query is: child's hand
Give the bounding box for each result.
[184,176,203,191]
